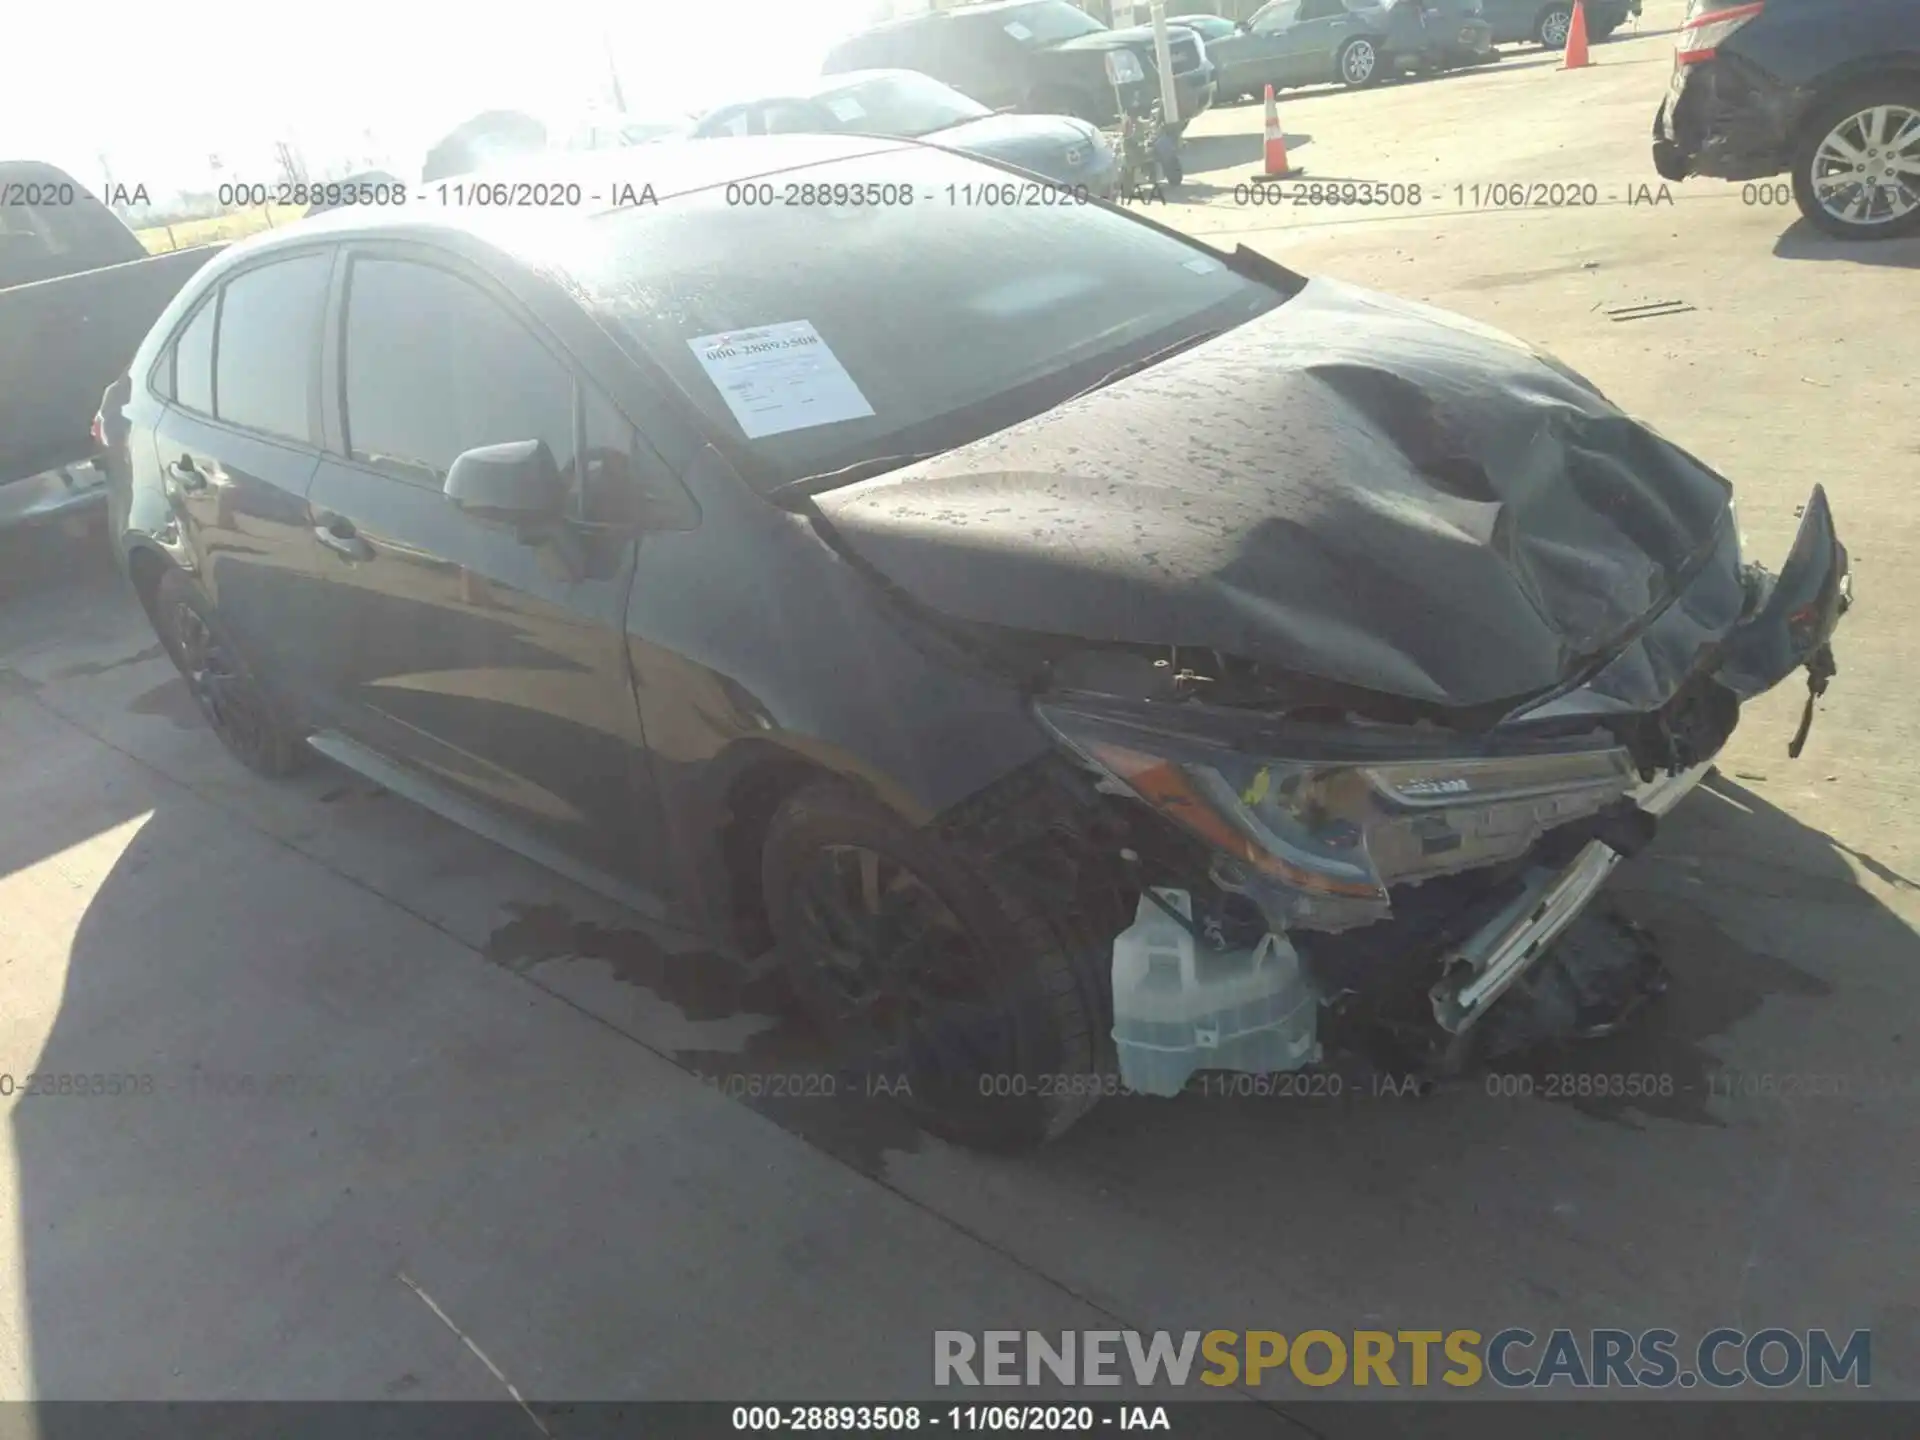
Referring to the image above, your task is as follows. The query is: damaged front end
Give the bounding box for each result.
[1027,489,1850,1091]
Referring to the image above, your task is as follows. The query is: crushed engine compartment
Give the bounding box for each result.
[926,628,1768,1092]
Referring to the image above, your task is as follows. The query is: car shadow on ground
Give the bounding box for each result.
[1180,131,1272,175]
[1772,218,1920,268]
[0,522,115,607]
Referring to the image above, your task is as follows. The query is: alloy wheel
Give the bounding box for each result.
[1541,7,1572,47]
[167,599,273,762]
[1343,39,1377,85]
[1810,104,1920,230]
[787,843,1017,1091]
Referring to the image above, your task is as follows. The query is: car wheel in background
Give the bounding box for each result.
[1791,84,1920,240]
[762,780,1104,1151]
[1338,36,1381,88]
[151,568,312,777]
[1537,4,1573,47]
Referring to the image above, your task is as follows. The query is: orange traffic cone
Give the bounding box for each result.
[1257,84,1301,180]
[1560,0,1592,69]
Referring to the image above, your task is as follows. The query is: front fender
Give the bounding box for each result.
[1714,484,1851,700]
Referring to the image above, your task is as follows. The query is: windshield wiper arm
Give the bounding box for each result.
[1067,328,1225,402]
[768,450,947,507]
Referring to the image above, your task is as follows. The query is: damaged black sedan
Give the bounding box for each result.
[102,137,1850,1149]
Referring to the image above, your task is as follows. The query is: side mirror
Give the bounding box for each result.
[444,439,567,535]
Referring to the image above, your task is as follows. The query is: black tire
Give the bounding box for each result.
[762,780,1103,1150]
[151,568,311,777]
[1790,80,1920,241]
[1337,36,1381,88]
[1536,4,1573,48]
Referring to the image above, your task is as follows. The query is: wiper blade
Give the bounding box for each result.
[1068,328,1224,402]
[768,450,946,506]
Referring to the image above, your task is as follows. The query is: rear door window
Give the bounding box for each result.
[341,256,577,486]
[173,300,216,415]
[214,252,331,443]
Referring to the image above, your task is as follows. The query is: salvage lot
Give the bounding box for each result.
[4,1,1920,1412]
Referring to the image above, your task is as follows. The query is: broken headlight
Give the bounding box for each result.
[1037,703,1638,932]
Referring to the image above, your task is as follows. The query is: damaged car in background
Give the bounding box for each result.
[93,137,1851,1151]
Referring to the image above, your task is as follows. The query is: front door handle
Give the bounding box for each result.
[166,457,207,491]
[313,515,374,562]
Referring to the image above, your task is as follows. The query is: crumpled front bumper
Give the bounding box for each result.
[1432,487,1850,1035]
[1430,760,1710,1032]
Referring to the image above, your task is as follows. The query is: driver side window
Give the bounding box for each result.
[341,257,576,489]
[1253,0,1301,33]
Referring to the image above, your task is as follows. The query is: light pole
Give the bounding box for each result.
[1148,0,1180,125]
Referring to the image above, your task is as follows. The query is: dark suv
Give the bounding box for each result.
[1652,0,1920,239]
[823,0,1217,131]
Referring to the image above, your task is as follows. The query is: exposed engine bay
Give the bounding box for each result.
[934,489,1849,1096]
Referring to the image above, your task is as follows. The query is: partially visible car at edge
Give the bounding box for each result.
[823,0,1216,133]
[691,70,1118,195]
[1653,0,1920,239]
[1,160,222,537]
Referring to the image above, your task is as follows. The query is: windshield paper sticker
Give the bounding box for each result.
[688,321,876,439]
[825,96,867,122]
[1003,20,1034,38]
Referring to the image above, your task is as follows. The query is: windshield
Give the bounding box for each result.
[811,74,992,137]
[579,149,1285,492]
[992,0,1108,46]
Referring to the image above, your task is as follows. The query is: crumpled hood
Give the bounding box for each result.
[811,277,1737,712]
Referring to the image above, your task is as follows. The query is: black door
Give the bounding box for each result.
[300,246,670,890]
[146,249,333,713]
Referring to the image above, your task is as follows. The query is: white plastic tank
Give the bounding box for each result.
[1111,888,1321,1098]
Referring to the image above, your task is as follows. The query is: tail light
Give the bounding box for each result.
[1676,1,1763,66]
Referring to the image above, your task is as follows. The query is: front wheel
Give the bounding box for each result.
[762,780,1105,1150]
[1537,4,1573,48]
[1790,84,1920,240]
[152,568,311,777]
[1338,36,1380,88]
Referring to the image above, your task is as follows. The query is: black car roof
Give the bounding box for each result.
[225,134,918,259]
[702,69,975,116]
[840,0,1053,37]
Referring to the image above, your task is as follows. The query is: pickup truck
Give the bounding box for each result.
[1,161,223,538]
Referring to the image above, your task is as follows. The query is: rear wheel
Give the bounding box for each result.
[152,568,311,777]
[762,781,1103,1150]
[1537,4,1573,47]
[1791,83,1920,240]
[1338,36,1381,88]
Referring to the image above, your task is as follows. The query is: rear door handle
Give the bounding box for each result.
[166,457,207,491]
[313,514,374,562]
